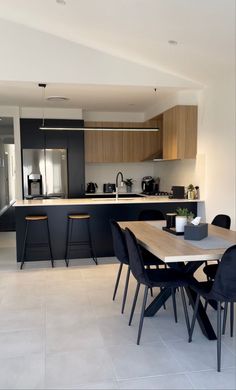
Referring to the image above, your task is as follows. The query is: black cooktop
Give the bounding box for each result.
[142,191,170,196]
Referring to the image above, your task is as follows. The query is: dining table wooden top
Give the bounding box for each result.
[118,220,236,263]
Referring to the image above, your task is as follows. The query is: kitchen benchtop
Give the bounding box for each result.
[14,197,203,207]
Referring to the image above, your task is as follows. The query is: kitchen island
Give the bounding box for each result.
[14,197,202,263]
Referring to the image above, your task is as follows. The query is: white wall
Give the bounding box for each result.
[154,157,204,194]
[85,162,155,193]
[197,77,236,227]
[0,106,21,199]
[21,107,83,120]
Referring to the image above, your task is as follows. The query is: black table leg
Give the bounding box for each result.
[144,286,217,340]
[144,287,172,317]
[185,287,216,340]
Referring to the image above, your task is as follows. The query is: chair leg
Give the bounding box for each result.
[137,285,149,345]
[222,302,228,335]
[20,221,29,270]
[121,266,130,314]
[189,293,200,342]
[112,263,123,301]
[171,287,178,323]
[146,265,153,297]
[180,287,190,337]
[204,300,208,311]
[129,282,140,326]
[161,287,166,310]
[46,219,54,268]
[230,302,234,337]
[217,301,222,372]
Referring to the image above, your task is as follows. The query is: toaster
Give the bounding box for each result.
[103,183,116,193]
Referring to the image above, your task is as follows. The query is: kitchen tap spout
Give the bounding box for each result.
[115,171,124,200]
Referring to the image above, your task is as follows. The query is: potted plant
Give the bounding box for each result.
[123,178,134,193]
[187,184,195,200]
[175,208,195,232]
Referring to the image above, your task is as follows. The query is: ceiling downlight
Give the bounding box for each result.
[46,96,70,102]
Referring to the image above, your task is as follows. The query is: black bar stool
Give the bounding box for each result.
[65,214,97,267]
[20,215,54,269]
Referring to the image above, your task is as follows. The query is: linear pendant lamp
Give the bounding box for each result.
[38,84,159,132]
[39,126,159,131]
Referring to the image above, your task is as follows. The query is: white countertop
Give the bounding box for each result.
[14,197,203,207]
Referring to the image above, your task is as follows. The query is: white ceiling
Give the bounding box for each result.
[0,0,234,112]
[0,81,179,112]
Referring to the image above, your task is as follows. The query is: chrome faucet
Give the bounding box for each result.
[115,171,124,200]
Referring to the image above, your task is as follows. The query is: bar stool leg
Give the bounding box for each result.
[46,219,54,268]
[20,221,29,270]
[65,218,71,267]
[87,219,98,265]
[65,218,73,267]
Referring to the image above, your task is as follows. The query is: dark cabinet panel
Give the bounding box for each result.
[20,119,45,148]
[20,119,85,197]
[45,131,67,148]
[67,131,85,197]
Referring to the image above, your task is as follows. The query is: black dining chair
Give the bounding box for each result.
[138,209,169,310]
[110,220,165,314]
[125,227,191,345]
[189,244,236,372]
[203,214,231,281]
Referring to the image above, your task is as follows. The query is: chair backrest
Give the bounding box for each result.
[125,228,150,286]
[110,220,129,265]
[211,245,236,301]
[138,209,165,221]
[211,214,231,229]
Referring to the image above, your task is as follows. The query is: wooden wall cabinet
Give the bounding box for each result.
[85,130,162,163]
[162,105,197,160]
[84,118,162,163]
[84,106,197,163]
[122,130,162,162]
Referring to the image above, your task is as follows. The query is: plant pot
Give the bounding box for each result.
[188,190,195,200]
[126,185,132,193]
[175,216,187,232]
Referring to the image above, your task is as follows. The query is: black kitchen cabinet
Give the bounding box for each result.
[20,118,85,197]
[67,130,85,197]
[20,119,45,148]
[15,201,198,261]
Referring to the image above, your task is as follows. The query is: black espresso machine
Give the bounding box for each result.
[141,176,157,194]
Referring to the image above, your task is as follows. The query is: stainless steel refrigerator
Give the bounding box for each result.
[22,149,68,198]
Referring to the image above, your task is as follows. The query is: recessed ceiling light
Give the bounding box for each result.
[56,0,66,5]
[46,96,70,102]
[0,118,2,121]
[168,40,178,45]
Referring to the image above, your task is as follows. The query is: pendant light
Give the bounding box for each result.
[38,84,159,132]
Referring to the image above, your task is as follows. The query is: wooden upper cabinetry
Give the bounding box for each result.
[84,106,197,163]
[162,105,197,160]
[84,119,162,163]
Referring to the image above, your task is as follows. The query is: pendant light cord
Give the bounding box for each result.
[38,83,46,128]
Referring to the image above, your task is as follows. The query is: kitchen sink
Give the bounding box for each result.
[90,198,136,201]
[84,193,144,199]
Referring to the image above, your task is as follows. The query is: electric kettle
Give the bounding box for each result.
[86,182,98,193]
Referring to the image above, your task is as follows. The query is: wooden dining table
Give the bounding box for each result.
[118,220,236,340]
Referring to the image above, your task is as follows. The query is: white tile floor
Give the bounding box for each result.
[0,232,235,389]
